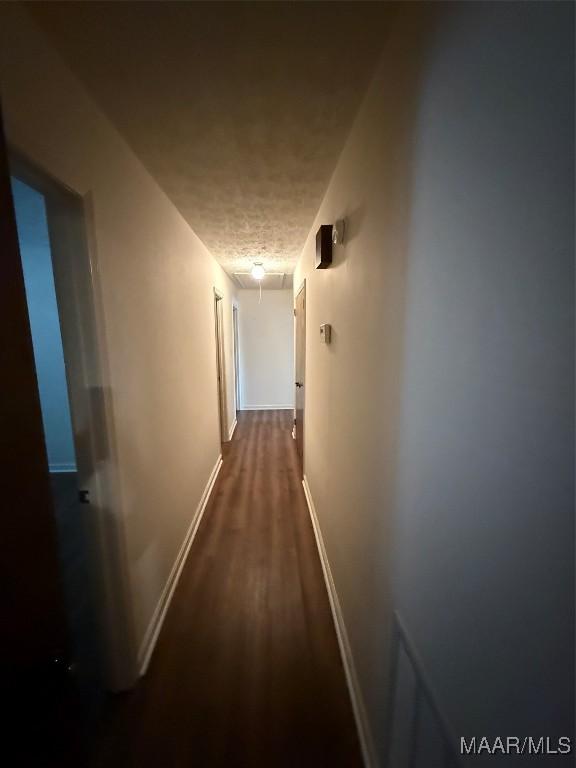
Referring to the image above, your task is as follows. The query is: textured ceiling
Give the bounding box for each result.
[28,1,391,277]
[234,272,292,290]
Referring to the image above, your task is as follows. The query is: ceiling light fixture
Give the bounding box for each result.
[251,262,265,281]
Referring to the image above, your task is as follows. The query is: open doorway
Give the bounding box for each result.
[294,281,306,477]
[10,174,101,692]
[213,289,228,443]
[8,152,133,700]
[233,304,240,412]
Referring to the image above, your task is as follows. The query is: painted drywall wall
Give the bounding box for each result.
[11,177,77,472]
[293,7,428,759]
[393,1,574,761]
[237,289,294,409]
[294,2,573,764]
[0,4,237,687]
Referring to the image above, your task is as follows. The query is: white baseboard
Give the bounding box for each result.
[138,454,223,674]
[228,417,238,441]
[49,462,77,473]
[302,475,377,768]
[240,405,294,410]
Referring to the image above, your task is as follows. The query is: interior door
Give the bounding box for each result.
[294,281,306,476]
[11,153,139,694]
[233,305,240,412]
[10,153,110,696]
[0,105,72,757]
[214,291,227,442]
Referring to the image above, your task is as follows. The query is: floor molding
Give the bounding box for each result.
[239,405,294,411]
[49,462,77,473]
[302,475,377,768]
[228,417,238,441]
[138,454,223,675]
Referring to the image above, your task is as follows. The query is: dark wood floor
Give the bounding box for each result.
[92,409,362,767]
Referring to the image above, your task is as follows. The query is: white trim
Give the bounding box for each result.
[138,454,223,675]
[228,417,238,441]
[49,462,77,473]
[240,405,294,410]
[213,288,228,443]
[302,475,377,768]
[10,153,134,690]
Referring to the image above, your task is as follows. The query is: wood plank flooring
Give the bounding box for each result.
[93,409,362,767]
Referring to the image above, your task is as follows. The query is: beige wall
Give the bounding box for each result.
[237,289,294,409]
[296,1,573,764]
[0,4,237,687]
[293,6,430,758]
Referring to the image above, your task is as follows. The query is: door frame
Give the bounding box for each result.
[213,288,228,442]
[232,303,240,412]
[294,279,306,477]
[9,148,137,692]
[1,106,69,687]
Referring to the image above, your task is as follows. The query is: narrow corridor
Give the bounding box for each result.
[2,4,573,763]
[94,410,361,767]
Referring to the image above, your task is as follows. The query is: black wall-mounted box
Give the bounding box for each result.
[315,225,332,269]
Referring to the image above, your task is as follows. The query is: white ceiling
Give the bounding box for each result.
[28,1,391,278]
[233,271,292,290]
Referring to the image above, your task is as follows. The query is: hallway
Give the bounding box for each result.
[2,3,573,764]
[94,410,361,767]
